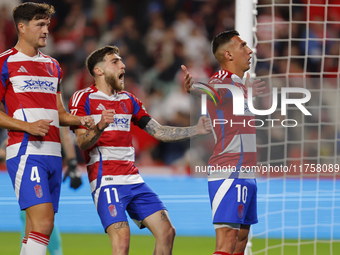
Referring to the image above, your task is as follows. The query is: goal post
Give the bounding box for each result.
[237,0,340,254]
[235,0,257,76]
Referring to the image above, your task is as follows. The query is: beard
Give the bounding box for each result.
[105,73,124,91]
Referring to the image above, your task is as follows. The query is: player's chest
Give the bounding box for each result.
[8,61,59,94]
[90,98,133,115]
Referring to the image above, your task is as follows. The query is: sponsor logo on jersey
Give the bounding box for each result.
[34,184,43,198]
[108,114,131,131]
[21,79,56,92]
[238,204,244,218]
[96,103,106,111]
[18,66,28,73]
[109,204,117,217]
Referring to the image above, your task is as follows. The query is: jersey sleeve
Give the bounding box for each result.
[68,91,89,130]
[126,92,151,129]
[50,58,63,93]
[0,55,9,101]
[208,76,232,105]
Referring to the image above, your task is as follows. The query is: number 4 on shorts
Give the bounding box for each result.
[30,166,41,183]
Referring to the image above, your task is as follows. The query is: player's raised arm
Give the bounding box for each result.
[245,72,266,97]
[181,65,222,103]
[143,116,211,143]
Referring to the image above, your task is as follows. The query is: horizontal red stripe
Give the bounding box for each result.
[7,125,60,146]
[209,152,257,168]
[16,92,57,110]
[8,61,60,78]
[87,161,138,182]
[28,231,49,246]
[97,131,133,147]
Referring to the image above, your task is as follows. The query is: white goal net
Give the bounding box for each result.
[250,0,340,255]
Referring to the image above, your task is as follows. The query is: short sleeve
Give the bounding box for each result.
[124,92,151,128]
[68,91,89,130]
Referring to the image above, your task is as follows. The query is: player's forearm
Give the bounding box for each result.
[59,111,82,126]
[60,127,77,160]
[0,111,30,132]
[144,119,198,142]
[75,125,103,151]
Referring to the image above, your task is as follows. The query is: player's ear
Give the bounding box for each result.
[17,22,26,34]
[94,66,104,76]
[225,50,232,60]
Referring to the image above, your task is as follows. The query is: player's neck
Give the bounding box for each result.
[95,82,116,97]
[220,64,244,79]
[14,41,39,57]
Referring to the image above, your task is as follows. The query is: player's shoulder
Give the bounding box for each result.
[119,90,133,97]
[118,90,140,101]
[209,70,232,84]
[39,51,60,65]
[70,86,96,107]
[0,48,16,62]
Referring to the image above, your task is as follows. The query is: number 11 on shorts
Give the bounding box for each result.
[235,184,248,203]
[104,187,119,204]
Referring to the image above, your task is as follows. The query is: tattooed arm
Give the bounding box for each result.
[74,109,115,151]
[144,116,211,143]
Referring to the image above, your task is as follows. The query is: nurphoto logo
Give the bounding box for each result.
[195,82,312,128]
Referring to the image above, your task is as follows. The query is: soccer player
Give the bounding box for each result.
[68,45,211,255]
[0,3,94,255]
[182,30,265,255]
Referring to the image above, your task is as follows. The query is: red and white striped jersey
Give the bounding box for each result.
[207,70,257,179]
[0,48,63,159]
[69,85,151,188]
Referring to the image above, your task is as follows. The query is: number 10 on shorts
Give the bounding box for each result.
[235,184,248,203]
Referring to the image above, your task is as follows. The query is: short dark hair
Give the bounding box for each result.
[86,46,120,77]
[13,2,55,29]
[212,30,240,55]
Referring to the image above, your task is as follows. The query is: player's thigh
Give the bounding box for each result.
[106,221,131,248]
[26,203,54,224]
[142,210,175,238]
[6,155,62,212]
[238,224,250,241]
[127,183,167,229]
[215,225,239,251]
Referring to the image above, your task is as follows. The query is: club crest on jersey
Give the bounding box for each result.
[45,63,54,76]
[109,204,117,217]
[34,184,43,198]
[238,204,244,218]
[120,102,128,113]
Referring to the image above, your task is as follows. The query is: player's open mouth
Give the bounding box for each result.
[119,73,124,80]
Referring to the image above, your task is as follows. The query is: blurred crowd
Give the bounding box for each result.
[0,0,339,173]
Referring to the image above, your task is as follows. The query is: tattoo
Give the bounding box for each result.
[77,129,102,150]
[90,133,101,143]
[160,211,170,222]
[112,221,129,229]
[144,120,157,136]
[144,119,196,142]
